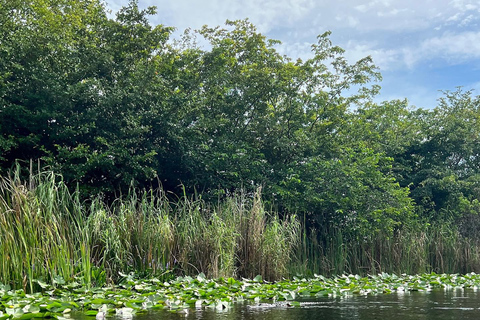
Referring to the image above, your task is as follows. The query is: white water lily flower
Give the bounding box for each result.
[96,311,106,320]
[116,308,134,320]
[116,307,134,315]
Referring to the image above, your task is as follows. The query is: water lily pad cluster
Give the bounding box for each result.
[2,272,480,319]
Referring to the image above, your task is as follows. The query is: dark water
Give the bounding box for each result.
[73,289,480,320]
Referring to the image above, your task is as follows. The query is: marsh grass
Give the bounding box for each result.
[171,187,299,280]
[232,189,300,280]
[293,223,480,277]
[0,169,86,291]
[0,171,299,290]
[4,168,480,292]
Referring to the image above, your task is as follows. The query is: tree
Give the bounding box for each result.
[275,145,414,239]
[404,89,480,222]
[1,0,416,236]
[163,20,413,239]
[172,21,382,195]
[0,0,176,195]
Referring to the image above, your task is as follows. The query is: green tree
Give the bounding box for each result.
[0,0,107,167]
[344,99,425,188]
[1,0,417,238]
[0,0,176,195]
[174,21,382,194]
[405,89,480,222]
[167,20,413,239]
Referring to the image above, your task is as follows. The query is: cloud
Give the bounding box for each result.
[106,0,480,47]
[104,0,453,34]
[334,30,480,72]
[105,0,480,69]
[341,41,402,70]
[417,31,480,64]
[116,0,315,34]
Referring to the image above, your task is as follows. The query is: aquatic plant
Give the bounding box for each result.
[0,169,88,292]
[0,170,299,290]
[2,272,480,319]
[291,222,480,277]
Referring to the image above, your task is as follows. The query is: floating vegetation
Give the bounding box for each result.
[2,272,480,319]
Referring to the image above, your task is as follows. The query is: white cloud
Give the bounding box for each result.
[447,12,462,21]
[450,0,479,11]
[420,31,480,62]
[338,30,480,71]
[354,4,369,12]
[106,0,480,41]
[459,14,475,26]
[341,41,401,70]
[121,0,315,34]
[105,0,480,69]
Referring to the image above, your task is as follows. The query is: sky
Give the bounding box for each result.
[106,0,480,109]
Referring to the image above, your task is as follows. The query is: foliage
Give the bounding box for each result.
[406,89,480,223]
[0,168,87,293]
[0,170,299,291]
[2,0,480,281]
[3,272,480,318]
[0,0,174,195]
[276,146,414,241]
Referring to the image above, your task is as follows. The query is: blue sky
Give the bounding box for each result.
[106,0,480,109]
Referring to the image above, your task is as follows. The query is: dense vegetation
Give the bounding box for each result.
[1,170,300,291]
[2,0,480,291]
[3,272,480,318]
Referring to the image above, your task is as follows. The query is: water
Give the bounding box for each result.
[73,289,480,320]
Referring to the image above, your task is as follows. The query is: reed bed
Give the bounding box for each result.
[0,171,299,291]
[292,223,480,277]
[3,169,480,292]
[0,170,86,292]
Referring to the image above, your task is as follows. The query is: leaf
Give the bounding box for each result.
[34,280,50,289]
[289,301,301,307]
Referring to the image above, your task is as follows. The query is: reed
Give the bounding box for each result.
[5,167,480,290]
[233,189,300,280]
[292,222,480,277]
[0,169,87,291]
[0,170,299,290]
[171,187,299,280]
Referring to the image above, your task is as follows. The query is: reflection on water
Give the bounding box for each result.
[72,288,480,320]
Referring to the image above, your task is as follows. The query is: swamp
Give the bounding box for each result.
[2,0,480,318]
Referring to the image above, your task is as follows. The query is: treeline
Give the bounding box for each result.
[1,0,480,279]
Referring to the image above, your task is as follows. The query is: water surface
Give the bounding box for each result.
[73,288,480,320]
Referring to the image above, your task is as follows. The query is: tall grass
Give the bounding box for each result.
[292,223,480,277]
[170,187,299,280]
[4,168,480,292]
[0,170,299,291]
[0,169,87,292]
[233,190,299,280]
[87,191,175,281]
